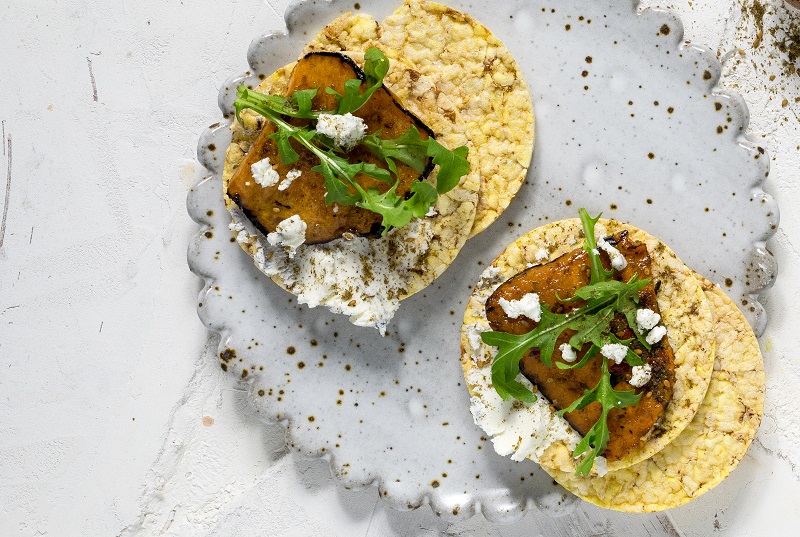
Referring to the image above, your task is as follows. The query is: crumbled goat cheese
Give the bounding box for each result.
[636,308,661,332]
[228,223,247,245]
[646,325,667,345]
[479,266,503,285]
[464,323,485,352]
[498,293,542,322]
[266,215,307,258]
[475,267,507,306]
[332,204,339,214]
[593,456,608,477]
[425,206,438,218]
[251,157,281,188]
[467,366,579,462]
[277,169,302,191]
[597,236,628,271]
[559,343,577,363]
[535,248,549,262]
[249,216,433,335]
[600,343,629,364]
[629,364,653,388]
[316,113,367,151]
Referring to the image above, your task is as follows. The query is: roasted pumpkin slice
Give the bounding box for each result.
[227,52,435,244]
[485,231,676,462]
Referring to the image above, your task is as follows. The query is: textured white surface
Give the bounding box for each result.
[0,1,798,537]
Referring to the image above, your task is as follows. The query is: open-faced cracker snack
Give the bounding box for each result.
[304,0,535,237]
[461,217,716,476]
[224,50,479,333]
[544,277,765,511]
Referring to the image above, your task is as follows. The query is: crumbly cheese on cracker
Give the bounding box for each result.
[629,364,652,388]
[645,325,667,345]
[466,365,579,462]
[266,215,307,258]
[600,343,628,364]
[559,343,578,363]
[597,236,627,271]
[244,215,434,335]
[498,293,541,321]
[636,308,661,332]
[251,157,281,188]
[316,112,367,150]
[278,169,302,191]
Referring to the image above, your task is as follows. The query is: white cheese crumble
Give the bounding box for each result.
[467,366,579,462]
[636,308,661,332]
[646,325,667,345]
[597,236,628,271]
[250,157,281,188]
[464,323,485,353]
[593,456,608,477]
[629,364,653,388]
[266,215,307,258]
[559,343,577,363]
[479,266,503,285]
[228,221,252,246]
[600,343,628,364]
[242,214,434,335]
[315,112,367,151]
[498,293,542,322]
[277,169,302,191]
[535,248,549,262]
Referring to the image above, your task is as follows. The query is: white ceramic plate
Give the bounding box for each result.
[188,0,778,523]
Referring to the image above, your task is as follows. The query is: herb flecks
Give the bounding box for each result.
[232,48,470,234]
[480,208,652,475]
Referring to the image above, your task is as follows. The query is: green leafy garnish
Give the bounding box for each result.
[361,126,429,175]
[234,87,321,122]
[558,358,642,476]
[232,47,470,234]
[480,208,653,475]
[326,47,390,114]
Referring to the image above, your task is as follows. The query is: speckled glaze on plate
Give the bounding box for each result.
[188,0,778,522]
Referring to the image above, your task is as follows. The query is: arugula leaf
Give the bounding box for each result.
[558,357,642,475]
[328,47,390,114]
[266,129,299,165]
[428,140,471,194]
[362,126,470,195]
[293,88,318,117]
[361,126,429,174]
[578,208,615,284]
[234,85,321,123]
[571,277,652,350]
[356,180,438,233]
[311,149,393,206]
[567,306,615,351]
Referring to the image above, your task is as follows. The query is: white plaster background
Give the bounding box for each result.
[0,0,798,535]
